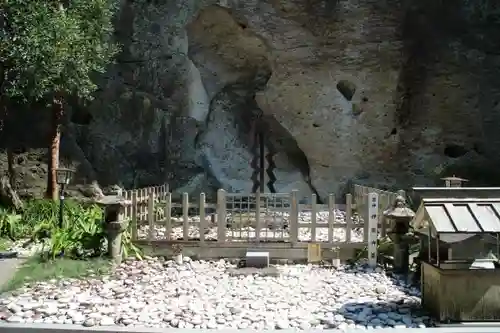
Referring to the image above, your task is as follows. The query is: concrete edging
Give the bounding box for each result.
[2,323,500,333]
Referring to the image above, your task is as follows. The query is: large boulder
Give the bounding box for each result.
[2,0,500,201]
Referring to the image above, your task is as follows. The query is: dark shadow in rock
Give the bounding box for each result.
[443,144,468,158]
[336,80,356,101]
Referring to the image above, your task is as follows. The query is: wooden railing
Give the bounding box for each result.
[119,184,404,252]
[121,186,364,246]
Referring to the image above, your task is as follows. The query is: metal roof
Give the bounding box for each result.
[414,227,500,244]
[416,198,500,234]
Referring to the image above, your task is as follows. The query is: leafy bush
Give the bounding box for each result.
[0,200,142,260]
[0,207,23,240]
[31,201,104,259]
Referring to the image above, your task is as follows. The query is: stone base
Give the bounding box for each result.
[226,266,280,277]
[246,251,269,268]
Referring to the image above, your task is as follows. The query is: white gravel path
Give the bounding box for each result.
[0,257,431,329]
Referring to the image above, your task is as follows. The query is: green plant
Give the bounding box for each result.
[34,201,105,259]
[1,199,144,261]
[121,228,143,260]
[0,207,23,240]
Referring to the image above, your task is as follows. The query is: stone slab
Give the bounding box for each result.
[226,266,280,277]
[245,251,269,268]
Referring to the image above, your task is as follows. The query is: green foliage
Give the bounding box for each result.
[30,200,104,259]
[1,0,119,101]
[121,229,143,261]
[0,200,142,260]
[0,207,23,240]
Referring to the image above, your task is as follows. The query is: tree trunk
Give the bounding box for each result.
[46,95,63,200]
[0,175,23,210]
[7,148,15,188]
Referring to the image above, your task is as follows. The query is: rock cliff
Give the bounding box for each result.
[1,0,500,200]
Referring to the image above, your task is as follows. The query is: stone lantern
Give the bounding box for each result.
[441,175,468,188]
[383,195,415,274]
[95,195,131,264]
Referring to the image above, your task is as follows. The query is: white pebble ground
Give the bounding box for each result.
[0,257,431,329]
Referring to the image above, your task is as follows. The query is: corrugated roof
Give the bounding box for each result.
[420,198,500,233]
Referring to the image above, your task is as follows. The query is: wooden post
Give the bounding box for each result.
[367,192,379,268]
[199,193,206,244]
[217,189,226,243]
[345,194,352,243]
[328,194,335,243]
[158,185,164,200]
[138,189,144,224]
[380,193,388,238]
[255,191,261,241]
[147,189,155,241]
[259,132,265,193]
[123,190,129,220]
[290,190,299,245]
[363,187,369,243]
[182,192,189,240]
[311,194,317,242]
[164,192,172,240]
[131,190,138,241]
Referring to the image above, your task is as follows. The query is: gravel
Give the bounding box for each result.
[5,240,47,258]
[139,209,367,242]
[0,257,431,329]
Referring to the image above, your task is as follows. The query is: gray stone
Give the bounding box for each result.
[245,251,269,268]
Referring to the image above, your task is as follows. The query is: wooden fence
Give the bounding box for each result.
[119,184,401,261]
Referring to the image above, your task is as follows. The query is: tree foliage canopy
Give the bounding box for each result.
[0,0,119,102]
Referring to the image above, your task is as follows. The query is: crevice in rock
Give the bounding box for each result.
[336,80,356,101]
[444,144,468,158]
[261,114,323,203]
[193,68,323,198]
[188,5,322,197]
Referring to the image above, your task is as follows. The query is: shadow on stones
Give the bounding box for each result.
[338,297,433,328]
[337,272,433,328]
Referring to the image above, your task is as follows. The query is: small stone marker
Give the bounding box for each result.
[245,251,269,268]
[307,243,322,263]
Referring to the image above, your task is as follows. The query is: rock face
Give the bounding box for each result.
[1,0,500,200]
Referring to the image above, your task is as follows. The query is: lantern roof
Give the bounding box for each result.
[383,195,415,219]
